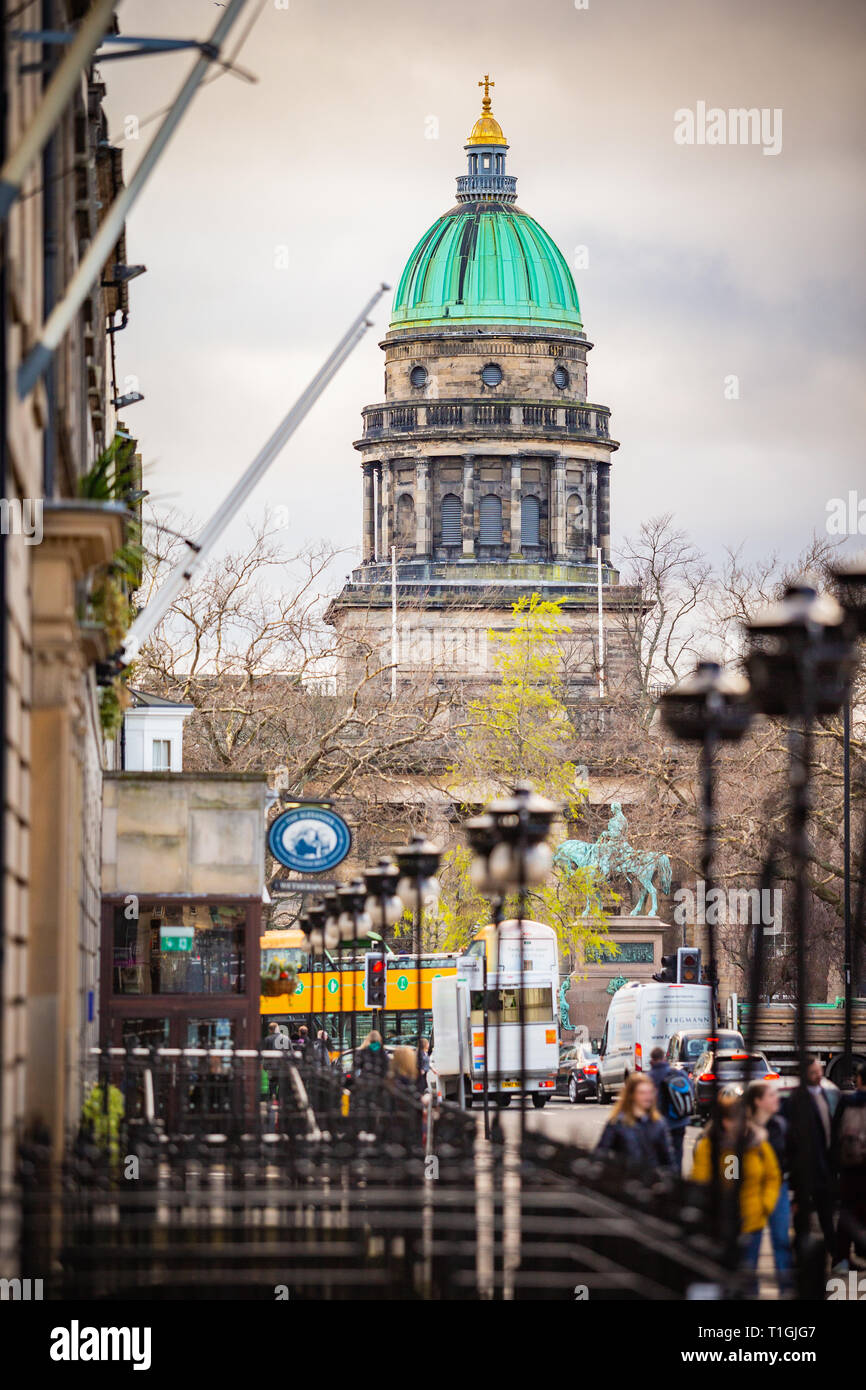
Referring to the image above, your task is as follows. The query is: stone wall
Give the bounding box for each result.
[102,773,268,899]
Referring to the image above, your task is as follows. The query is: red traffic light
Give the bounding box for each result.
[371,960,384,973]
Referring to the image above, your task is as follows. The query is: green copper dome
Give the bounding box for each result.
[390,203,583,333]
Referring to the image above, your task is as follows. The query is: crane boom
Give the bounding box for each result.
[122,281,390,661]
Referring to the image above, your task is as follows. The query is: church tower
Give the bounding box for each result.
[327,79,638,694]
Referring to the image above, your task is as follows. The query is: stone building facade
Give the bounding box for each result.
[327,84,641,695]
[1,2,138,1224]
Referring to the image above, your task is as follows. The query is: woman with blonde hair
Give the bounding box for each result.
[595,1073,675,1173]
[389,1046,419,1090]
[690,1091,781,1292]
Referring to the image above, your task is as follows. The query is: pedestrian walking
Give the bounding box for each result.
[312,1029,333,1068]
[784,1055,838,1253]
[389,1046,419,1091]
[830,1061,866,1271]
[263,1021,290,1099]
[747,1080,793,1294]
[648,1045,695,1173]
[595,1073,675,1174]
[354,1030,389,1080]
[691,1092,781,1294]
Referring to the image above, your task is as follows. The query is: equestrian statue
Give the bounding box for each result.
[554,802,671,917]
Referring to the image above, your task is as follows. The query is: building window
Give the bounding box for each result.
[521,495,541,547]
[440,493,461,546]
[410,364,427,388]
[481,363,502,387]
[566,492,585,547]
[152,738,171,771]
[553,365,570,389]
[396,492,415,544]
[112,902,246,996]
[479,493,502,545]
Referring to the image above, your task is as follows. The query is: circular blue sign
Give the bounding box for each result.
[267,806,352,874]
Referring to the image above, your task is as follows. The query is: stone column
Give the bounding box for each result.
[552,456,567,559]
[381,459,391,556]
[415,459,431,557]
[461,455,476,559]
[597,460,611,564]
[362,464,375,561]
[509,455,522,558]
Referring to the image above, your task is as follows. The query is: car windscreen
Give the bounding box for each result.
[470,986,554,1025]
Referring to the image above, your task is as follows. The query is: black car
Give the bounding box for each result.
[555,1043,599,1102]
[665,1028,746,1079]
[692,1049,778,1119]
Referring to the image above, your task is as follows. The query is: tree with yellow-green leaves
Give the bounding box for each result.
[437,594,618,969]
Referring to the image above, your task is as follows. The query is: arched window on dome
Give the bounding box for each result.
[440,493,461,548]
[479,493,502,546]
[396,493,415,549]
[566,492,586,549]
[521,495,541,548]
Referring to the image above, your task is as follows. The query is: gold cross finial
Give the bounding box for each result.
[478,74,494,111]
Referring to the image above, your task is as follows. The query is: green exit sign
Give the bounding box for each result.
[160,927,194,953]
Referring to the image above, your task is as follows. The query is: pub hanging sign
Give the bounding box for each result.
[267,804,352,875]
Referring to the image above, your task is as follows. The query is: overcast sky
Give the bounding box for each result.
[102,0,866,585]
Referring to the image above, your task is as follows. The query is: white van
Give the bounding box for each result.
[596,981,713,1103]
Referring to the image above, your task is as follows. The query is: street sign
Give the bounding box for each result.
[268,878,338,896]
[267,805,352,874]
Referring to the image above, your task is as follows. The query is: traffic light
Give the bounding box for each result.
[653,953,677,983]
[363,952,386,1009]
[677,947,702,984]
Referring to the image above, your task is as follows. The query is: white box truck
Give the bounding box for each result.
[430,919,560,1109]
[596,981,713,1104]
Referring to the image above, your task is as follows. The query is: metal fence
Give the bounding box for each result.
[8,1046,745,1301]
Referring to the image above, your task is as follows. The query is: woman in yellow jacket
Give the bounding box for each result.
[691,1092,781,1291]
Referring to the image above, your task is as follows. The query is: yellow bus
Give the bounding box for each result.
[260,927,460,1051]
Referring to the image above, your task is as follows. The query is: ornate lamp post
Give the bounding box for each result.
[744,579,857,1292]
[475,784,559,1142]
[660,660,752,1250]
[395,835,442,1077]
[465,813,500,1139]
[336,879,371,1062]
[830,556,866,1085]
[362,858,402,1037]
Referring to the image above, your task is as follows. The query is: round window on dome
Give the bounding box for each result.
[409,365,428,389]
[481,363,503,388]
[553,365,570,390]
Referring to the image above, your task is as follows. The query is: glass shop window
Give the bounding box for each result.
[112,902,246,996]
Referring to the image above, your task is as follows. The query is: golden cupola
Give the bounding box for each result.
[466,74,507,146]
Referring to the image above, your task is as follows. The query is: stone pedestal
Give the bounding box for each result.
[565,915,668,1045]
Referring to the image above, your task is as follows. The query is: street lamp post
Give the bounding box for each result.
[363,859,402,1041]
[477,785,558,1146]
[466,813,502,1141]
[660,659,752,1255]
[745,579,857,1293]
[830,556,866,1085]
[395,836,442,1078]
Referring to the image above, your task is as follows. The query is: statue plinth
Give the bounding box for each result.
[563,915,670,1045]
